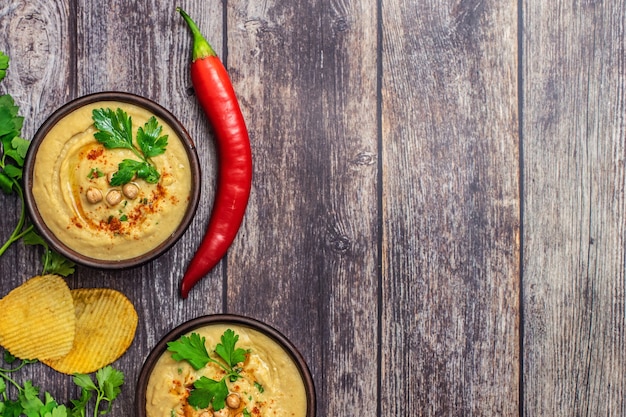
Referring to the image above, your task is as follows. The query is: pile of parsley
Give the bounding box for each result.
[0,350,124,417]
[0,51,74,276]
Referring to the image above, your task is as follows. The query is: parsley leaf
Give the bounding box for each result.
[137,116,168,158]
[254,382,264,393]
[92,108,167,186]
[69,389,91,417]
[215,329,248,369]
[23,229,76,277]
[0,94,24,139]
[42,250,76,277]
[71,366,124,416]
[168,330,251,412]
[96,366,124,404]
[110,159,159,185]
[10,136,29,164]
[18,381,44,415]
[0,52,75,276]
[2,400,24,417]
[0,64,31,257]
[0,51,8,82]
[92,108,133,150]
[167,333,211,370]
[0,353,124,417]
[87,167,104,179]
[188,377,228,410]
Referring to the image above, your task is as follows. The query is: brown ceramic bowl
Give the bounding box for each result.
[135,314,316,417]
[23,92,201,269]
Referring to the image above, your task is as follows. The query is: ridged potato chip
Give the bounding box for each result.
[43,288,138,374]
[0,275,75,360]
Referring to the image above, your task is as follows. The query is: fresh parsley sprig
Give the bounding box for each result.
[167,329,250,411]
[188,377,229,410]
[22,230,76,277]
[71,366,124,417]
[92,108,168,186]
[0,51,75,277]
[0,84,31,256]
[0,352,123,417]
[167,333,211,370]
[168,330,248,380]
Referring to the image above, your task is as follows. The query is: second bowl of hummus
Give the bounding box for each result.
[23,92,201,269]
[136,314,316,417]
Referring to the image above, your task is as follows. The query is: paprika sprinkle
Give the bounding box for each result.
[177,8,252,299]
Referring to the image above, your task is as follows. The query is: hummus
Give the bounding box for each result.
[145,324,308,417]
[31,101,193,261]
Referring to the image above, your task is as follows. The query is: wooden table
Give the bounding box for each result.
[1,1,624,415]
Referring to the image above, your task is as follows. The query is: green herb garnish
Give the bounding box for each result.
[0,52,75,276]
[0,352,123,417]
[92,108,168,186]
[71,366,125,416]
[215,329,248,371]
[168,333,211,370]
[23,229,75,277]
[188,377,229,410]
[167,329,250,411]
[87,167,104,179]
[0,87,29,255]
[0,52,8,82]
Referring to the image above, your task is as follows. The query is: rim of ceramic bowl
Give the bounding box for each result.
[23,91,202,269]
[135,314,317,417]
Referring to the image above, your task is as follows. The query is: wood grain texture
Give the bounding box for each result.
[380,0,520,415]
[522,1,626,415]
[226,0,379,415]
[1,0,625,415]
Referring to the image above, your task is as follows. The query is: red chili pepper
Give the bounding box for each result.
[177,8,252,299]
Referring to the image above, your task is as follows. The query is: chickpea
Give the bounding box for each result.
[106,189,123,206]
[85,187,103,204]
[226,393,241,409]
[198,412,211,417]
[122,183,139,199]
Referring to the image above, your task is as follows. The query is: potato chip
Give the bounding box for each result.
[0,275,75,360]
[43,288,138,374]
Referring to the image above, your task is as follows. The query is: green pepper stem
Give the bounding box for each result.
[176,7,217,60]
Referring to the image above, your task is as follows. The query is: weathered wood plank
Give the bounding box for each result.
[522,1,626,415]
[380,0,520,415]
[225,0,379,415]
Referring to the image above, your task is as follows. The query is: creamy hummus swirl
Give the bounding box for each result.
[32,101,193,261]
[145,324,308,417]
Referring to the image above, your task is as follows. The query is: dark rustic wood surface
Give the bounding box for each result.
[0,0,624,416]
